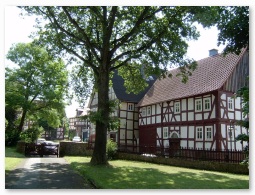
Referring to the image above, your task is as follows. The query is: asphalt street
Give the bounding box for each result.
[5,157,94,189]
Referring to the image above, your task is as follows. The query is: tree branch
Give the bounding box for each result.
[61,6,101,64]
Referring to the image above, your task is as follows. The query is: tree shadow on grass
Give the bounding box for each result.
[5,160,94,189]
[69,161,249,189]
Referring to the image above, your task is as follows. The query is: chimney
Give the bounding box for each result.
[209,49,218,57]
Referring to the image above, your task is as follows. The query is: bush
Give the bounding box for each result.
[20,127,43,143]
[5,128,20,146]
[106,139,117,160]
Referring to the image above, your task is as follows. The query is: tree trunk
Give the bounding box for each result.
[90,68,110,165]
[18,109,27,134]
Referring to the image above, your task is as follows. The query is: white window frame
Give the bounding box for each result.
[196,127,203,140]
[203,98,211,111]
[147,106,151,116]
[228,97,234,111]
[195,99,202,112]
[174,101,180,113]
[163,127,168,139]
[142,107,146,116]
[205,127,213,140]
[128,103,134,111]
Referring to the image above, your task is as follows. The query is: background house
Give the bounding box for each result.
[88,70,156,151]
[138,49,249,154]
[68,108,90,141]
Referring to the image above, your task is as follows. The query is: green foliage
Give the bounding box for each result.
[106,139,118,160]
[5,42,69,143]
[216,6,249,54]
[20,127,43,143]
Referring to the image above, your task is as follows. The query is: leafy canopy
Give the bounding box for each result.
[5,42,69,133]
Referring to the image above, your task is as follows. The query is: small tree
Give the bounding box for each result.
[5,42,69,144]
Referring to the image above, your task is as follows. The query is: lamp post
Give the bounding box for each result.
[228,120,234,151]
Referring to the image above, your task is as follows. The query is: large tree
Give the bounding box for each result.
[216,6,249,54]
[20,6,221,165]
[5,42,69,138]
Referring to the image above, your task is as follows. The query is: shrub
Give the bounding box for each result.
[106,139,117,160]
[20,127,43,143]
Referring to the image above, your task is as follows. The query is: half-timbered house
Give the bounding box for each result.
[138,49,249,154]
[88,70,156,151]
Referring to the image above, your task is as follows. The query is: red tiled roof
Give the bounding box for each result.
[138,49,246,107]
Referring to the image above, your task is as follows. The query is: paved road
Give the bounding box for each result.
[5,157,94,189]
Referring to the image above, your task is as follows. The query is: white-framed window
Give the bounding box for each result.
[195,99,202,112]
[174,101,180,113]
[203,98,211,111]
[196,127,203,140]
[142,107,146,116]
[205,127,212,140]
[128,103,134,111]
[147,106,151,116]
[163,127,168,138]
[228,97,234,111]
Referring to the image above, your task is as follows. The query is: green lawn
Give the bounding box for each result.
[65,156,249,189]
[5,147,25,176]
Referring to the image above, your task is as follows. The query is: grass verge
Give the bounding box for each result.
[64,156,249,189]
[5,147,25,176]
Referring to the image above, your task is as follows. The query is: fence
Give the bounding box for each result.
[117,145,247,164]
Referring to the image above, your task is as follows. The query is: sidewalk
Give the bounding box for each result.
[5,157,94,189]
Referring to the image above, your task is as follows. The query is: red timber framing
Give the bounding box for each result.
[138,90,248,153]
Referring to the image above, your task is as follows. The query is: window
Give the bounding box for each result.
[142,108,146,116]
[128,103,134,111]
[163,127,168,138]
[195,99,202,112]
[196,127,203,140]
[147,106,151,116]
[228,97,234,110]
[204,98,211,111]
[205,127,212,140]
[174,102,180,113]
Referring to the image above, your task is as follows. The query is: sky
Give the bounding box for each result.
[2,5,250,119]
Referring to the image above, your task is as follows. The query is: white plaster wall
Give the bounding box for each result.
[182,113,186,121]
[156,115,161,123]
[180,126,187,138]
[188,98,194,110]
[127,120,133,129]
[221,94,226,100]
[221,124,226,138]
[235,97,241,109]
[147,117,151,125]
[152,105,155,115]
[127,112,133,119]
[195,113,202,120]
[120,111,126,118]
[204,112,209,119]
[188,126,194,138]
[175,115,180,121]
[180,140,187,148]
[235,111,242,120]
[211,106,216,118]
[229,112,234,119]
[181,99,186,111]
[188,112,194,121]
[196,142,203,149]
[188,141,194,149]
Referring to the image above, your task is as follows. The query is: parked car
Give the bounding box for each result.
[41,141,59,155]
[36,138,46,144]
[72,136,81,142]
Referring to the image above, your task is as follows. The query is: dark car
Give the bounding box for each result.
[41,141,59,155]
